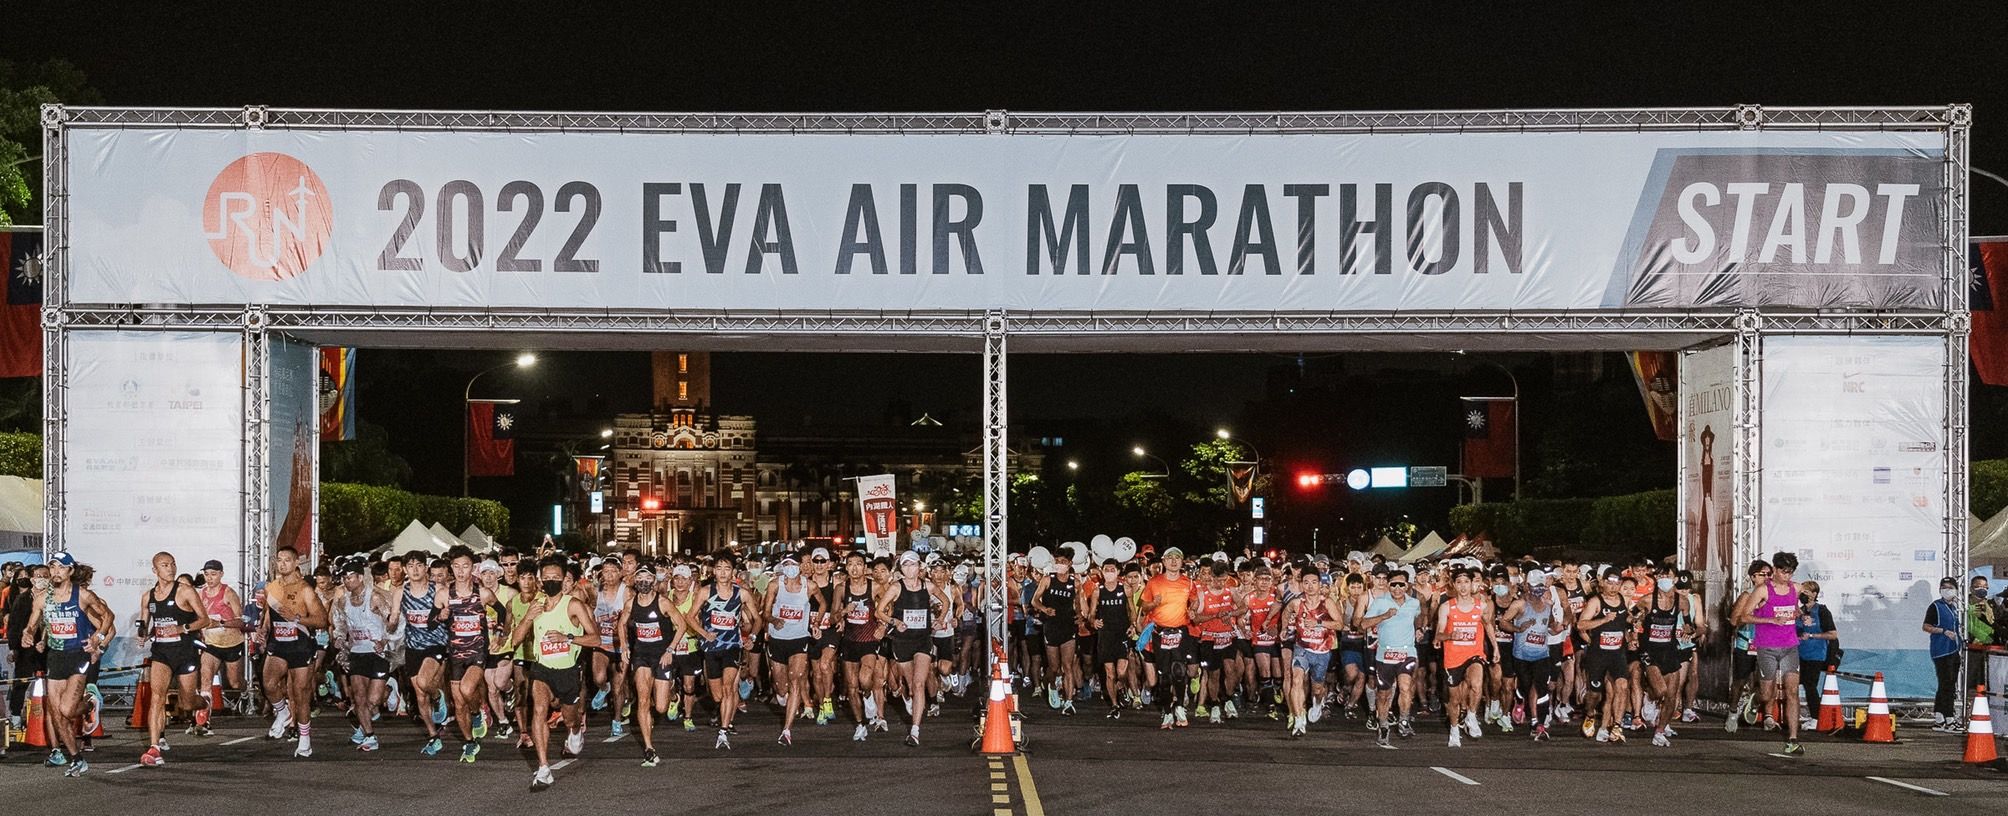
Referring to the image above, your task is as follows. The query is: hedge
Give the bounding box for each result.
[0,431,39,478]
[1448,490,1674,559]
[1972,458,2008,521]
[320,481,509,556]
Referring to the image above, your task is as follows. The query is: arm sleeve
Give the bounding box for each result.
[1819,606,1836,634]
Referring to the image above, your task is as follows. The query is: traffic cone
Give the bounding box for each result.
[979,654,1018,755]
[128,663,152,729]
[1965,685,2002,767]
[1861,672,1896,743]
[209,673,226,714]
[1816,671,1845,732]
[82,684,104,738]
[22,672,48,748]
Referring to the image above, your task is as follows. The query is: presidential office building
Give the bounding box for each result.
[608,352,1043,554]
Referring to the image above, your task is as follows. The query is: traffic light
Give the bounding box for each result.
[640,497,662,511]
[1296,472,1322,489]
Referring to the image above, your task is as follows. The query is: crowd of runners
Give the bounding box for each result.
[2,540,1836,788]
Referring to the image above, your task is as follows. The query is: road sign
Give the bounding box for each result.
[1251,497,1266,519]
[1409,466,1448,487]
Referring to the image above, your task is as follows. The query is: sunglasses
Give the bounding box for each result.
[1389,582,1408,588]
[813,558,831,563]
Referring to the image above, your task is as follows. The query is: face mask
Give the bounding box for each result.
[1942,588,1960,602]
[1103,571,1118,584]
[1657,578,1675,592]
[635,581,656,594]
[32,577,49,591]
[780,564,801,579]
[1491,584,1509,597]
[541,579,563,596]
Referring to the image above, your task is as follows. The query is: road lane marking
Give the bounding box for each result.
[1012,754,1047,816]
[107,763,144,774]
[1865,777,1947,797]
[223,736,257,745]
[992,795,1010,804]
[551,758,576,772]
[1431,767,1480,786]
[603,734,624,743]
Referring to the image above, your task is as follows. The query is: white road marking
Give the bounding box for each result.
[1865,777,1947,797]
[1431,766,1480,786]
[223,736,257,745]
[107,763,144,774]
[602,734,625,743]
[551,758,576,772]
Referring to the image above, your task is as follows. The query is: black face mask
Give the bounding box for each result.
[541,579,564,596]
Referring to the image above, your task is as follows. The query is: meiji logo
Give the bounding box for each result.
[200,152,333,281]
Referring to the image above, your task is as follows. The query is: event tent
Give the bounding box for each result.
[1398,531,1449,563]
[1973,507,2008,563]
[458,525,495,554]
[0,476,43,556]
[376,520,452,558]
[428,523,465,550]
[1370,536,1403,559]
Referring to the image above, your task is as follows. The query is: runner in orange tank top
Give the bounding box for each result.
[1435,569,1496,748]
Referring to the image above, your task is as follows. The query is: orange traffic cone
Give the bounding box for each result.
[129,663,152,729]
[209,673,226,714]
[1816,671,1845,732]
[1965,685,2002,767]
[81,684,104,738]
[979,654,1018,755]
[21,672,48,748]
[1861,672,1896,743]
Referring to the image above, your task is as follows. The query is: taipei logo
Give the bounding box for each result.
[200,152,333,281]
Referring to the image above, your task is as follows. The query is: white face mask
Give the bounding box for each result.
[780,563,801,579]
[1657,578,1676,592]
[1941,588,1960,602]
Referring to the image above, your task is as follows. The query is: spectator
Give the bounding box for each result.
[1923,576,1965,730]
[6,565,47,720]
[1795,581,1838,731]
[1971,575,1998,646]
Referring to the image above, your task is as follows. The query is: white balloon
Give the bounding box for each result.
[1064,541,1091,565]
[1089,534,1114,560]
[1112,537,1138,562]
[1028,546,1054,572]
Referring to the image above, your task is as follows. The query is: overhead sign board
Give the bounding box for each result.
[65,124,1945,313]
[1408,466,1448,487]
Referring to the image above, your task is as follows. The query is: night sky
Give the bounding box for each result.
[13,3,2008,537]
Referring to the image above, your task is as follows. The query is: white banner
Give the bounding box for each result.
[1761,335,1948,698]
[61,330,244,661]
[856,474,897,556]
[1681,343,1735,585]
[67,127,1945,312]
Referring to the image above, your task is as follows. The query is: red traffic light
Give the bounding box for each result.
[640,497,662,511]
[1297,472,1322,489]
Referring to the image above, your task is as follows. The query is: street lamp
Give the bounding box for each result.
[463,352,538,496]
[1455,351,1520,502]
[1066,460,1079,471]
[600,428,614,438]
[1132,446,1171,480]
[1214,427,1263,466]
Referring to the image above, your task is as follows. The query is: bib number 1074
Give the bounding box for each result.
[378,179,601,273]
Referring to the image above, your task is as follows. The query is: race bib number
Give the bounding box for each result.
[670,635,692,655]
[50,614,78,639]
[1598,631,1624,649]
[405,611,430,628]
[635,622,663,643]
[451,614,482,637]
[708,610,738,630]
[1450,622,1479,645]
[1649,623,1674,643]
[777,606,806,623]
[151,617,182,642]
[539,634,572,657]
[901,608,930,630]
[1525,629,1548,646]
[1381,649,1410,663]
[1771,604,1796,623]
[1159,629,1184,648]
[273,621,302,642]
[846,602,872,625]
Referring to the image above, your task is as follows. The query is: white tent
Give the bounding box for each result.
[1370,536,1403,559]
[1398,531,1450,563]
[0,476,44,555]
[458,525,495,554]
[428,522,465,550]
[1973,507,2008,563]
[376,520,451,558]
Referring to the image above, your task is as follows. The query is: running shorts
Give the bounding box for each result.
[530,662,582,706]
[629,647,672,681]
[1095,629,1130,665]
[483,652,507,670]
[1252,642,1281,660]
[1372,653,1417,690]
[1292,648,1333,679]
[150,642,202,677]
[887,633,931,663]
[1040,623,1074,648]
[1232,639,1253,660]
[410,644,448,665]
[1641,645,1687,672]
[673,651,704,678]
[1754,647,1800,681]
[46,648,91,680]
[930,635,956,660]
[447,653,485,680]
[1512,655,1556,688]
[812,627,841,654]
[270,640,316,671]
[702,647,743,677]
[349,651,391,680]
[1338,648,1367,671]
[1442,654,1486,686]
[197,639,245,664]
[1582,650,1626,690]
[767,636,811,662]
[839,639,881,663]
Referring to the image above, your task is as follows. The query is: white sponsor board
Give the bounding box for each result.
[61,331,244,659]
[856,474,898,556]
[66,128,1944,312]
[1761,335,1947,698]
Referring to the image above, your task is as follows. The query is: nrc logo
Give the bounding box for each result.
[200,152,333,281]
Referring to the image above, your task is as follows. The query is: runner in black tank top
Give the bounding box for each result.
[838,551,886,741]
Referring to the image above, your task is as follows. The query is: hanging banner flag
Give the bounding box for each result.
[1627,351,1679,441]
[467,400,516,477]
[1460,397,1516,479]
[856,474,898,556]
[573,455,604,492]
[0,229,43,379]
[1970,240,2008,386]
[318,347,356,441]
[1226,463,1257,504]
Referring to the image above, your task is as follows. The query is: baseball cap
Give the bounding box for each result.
[1162,547,1185,559]
[202,559,225,572]
[50,551,76,567]
[476,560,502,575]
[671,564,693,578]
[898,550,922,565]
[1523,569,1548,586]
[810,547,832,561]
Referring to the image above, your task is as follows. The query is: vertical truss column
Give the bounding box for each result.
[242,311,271,586]
[1944,104,1972,696]
[1732,312,1763,571]
[982,312,1010,667]
[40,104,69,558]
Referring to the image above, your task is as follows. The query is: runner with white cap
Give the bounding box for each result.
[877,550,939,746]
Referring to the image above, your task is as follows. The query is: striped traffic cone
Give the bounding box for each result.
[22,673,49,748]
[1964,685,2002,768]
[1861,672,1896,743]
[1816,671,1845,732]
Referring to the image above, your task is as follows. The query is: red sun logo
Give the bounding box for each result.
[200,152,333,281]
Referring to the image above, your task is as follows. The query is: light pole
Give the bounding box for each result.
[1131,446,1171,479]
[1214,428,1264,465]
[463,352,537,496]
[1456,352,1520,502]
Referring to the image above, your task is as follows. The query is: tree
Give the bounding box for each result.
[0,59,101,226]
[319,421,414,487]
[1112,471,1173,543]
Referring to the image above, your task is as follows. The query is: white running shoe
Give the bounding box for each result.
[1651,730,1670,748]
[563,730,585,757]
[863,696,879,721]
[1308,702,1324,724]
[269,703,291,739]
[1595,727,1611,743]
[1465,711,1483,737]
[531,765,554,790]
[1223,700,1238,719]
[853,723,869,742]
[1174,706,1189,727]
[872,718,889,733]
[1160,712,1175,730]
[1449,728,1463,748]
[1485,700,1502,722]
[1208,708,1222,724]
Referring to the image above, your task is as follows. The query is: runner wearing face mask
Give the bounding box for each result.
[763,555,820,746]
[505,558,600,790]
[1500,569,1567,741]
[1084,559,1135,719]
[1639,571,1688,747]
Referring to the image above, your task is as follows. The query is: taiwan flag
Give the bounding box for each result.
[468,401,516,477]
[1460,397,1516,479]
[0,229,43,379]
[1971,240,2008,386]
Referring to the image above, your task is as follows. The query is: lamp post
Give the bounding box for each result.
[463,352,537,496]
[1131,446,1171,480]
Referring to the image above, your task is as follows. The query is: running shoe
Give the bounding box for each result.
[1208,707,1222,724]
[358,735,380,752]
[777,729,792,747]
[1665,725,1679,737]
[1609,729,1627,744]
[1396,718,1415,739]
[1761,716,1779,732]
[1651,731,1670,748]
[1596,727,1611,743]
[683,719,697,733]
[905,726,920,747]
[641,749,660,767]
[1375,723,1394,749]
[473,712,488,739]
[195,703,212,729]
[140,746,165,767]
[1106,707,1121,720]
[611,719,626,739]
[928,702,942,718]
[1782,740,1804,756]
[1622,712,1636,730]
[295,728,313,759]
[1223,700,1239,720]
[1641,700,1659,725]
[530,765,554,791]
[738,679,755,701]
[715,729,731,750]
[873,718,889,733]
[460,741,481,763]
[1464,710,1483,738]
[1048,687,1062,709]
[432,692,450,726]
[863,695,879,722]
[1195,704,1210,719]
[1532,725,1551,742]
[420,737,443,756]
[1681,707,1700,723]
[1160,712,1175,730]
[563,730,585,758]
[666,701,681,721]
[1582,716,1598,739]
[64,758,88,777]
[1448,728,1463,748]
[854,723,870,741]
[1189,676,1201,696]
[156,737,170,753]
[268,710,291,739]
[284,725,299,741]
[1175,706,1189,727]
[1061,701,1076,717]
[1308,701,1324,724]
[352,726,366,745]
[817,699,835,725]
[1798,717,1819,732]
[46,749,68,767]
[592,688,610,712]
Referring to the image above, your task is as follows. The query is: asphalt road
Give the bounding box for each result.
[2,700,2002,815]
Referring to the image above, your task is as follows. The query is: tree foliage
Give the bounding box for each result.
[319,481,508,556]
[0,430,38,478]
[0,59,100,226]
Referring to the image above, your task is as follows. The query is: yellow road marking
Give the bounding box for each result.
[1012,754,1046,816]
[993,794,1011,804]
[993,782,1008,791]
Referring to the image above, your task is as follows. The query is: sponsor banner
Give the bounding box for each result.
[856,474,897,556]
[1681,345,1735,583]
[270,337,318,561]
[1628,351,1678,441]
[61,330,244,664]
[318,347,355,441]
[1761,335,1948,699]
[67,128,1945,313]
